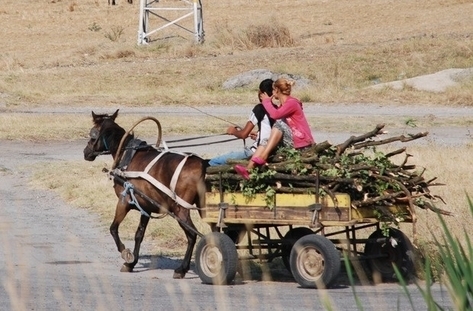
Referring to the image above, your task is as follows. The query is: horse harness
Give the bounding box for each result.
[110,139,198,218]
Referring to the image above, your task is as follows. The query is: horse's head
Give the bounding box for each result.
[83,109,125,161]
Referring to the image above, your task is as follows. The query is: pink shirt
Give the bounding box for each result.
[262,96,315,148]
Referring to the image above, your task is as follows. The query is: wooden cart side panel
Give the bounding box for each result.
[205,192,350,208]
[201,192,413,226]
[202,192,351,225]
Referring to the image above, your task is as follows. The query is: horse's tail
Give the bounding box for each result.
[196,158,209,218]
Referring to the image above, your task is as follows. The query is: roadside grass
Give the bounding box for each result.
[2,112,472,141]
[0,113,230,141]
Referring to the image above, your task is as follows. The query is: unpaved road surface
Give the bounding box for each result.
[1,104,464,310]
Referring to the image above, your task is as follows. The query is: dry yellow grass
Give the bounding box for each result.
[1,111,472,141]
[0,113,231,140]
[0,0,472,109]
[409,144,473,244]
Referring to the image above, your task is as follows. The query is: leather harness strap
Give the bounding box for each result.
[113,151,196,209]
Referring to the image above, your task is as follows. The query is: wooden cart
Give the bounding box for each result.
[194,189,416,288]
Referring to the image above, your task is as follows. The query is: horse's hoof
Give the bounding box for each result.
[173,271,186,279]
[120,264,133,272]
[121,249,134,263]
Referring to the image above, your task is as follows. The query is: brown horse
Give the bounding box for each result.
[83,109,207,278]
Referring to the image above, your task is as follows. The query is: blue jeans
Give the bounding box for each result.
[208,148,254,166]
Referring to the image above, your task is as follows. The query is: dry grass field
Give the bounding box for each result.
[1,0,473,260]
[0,0,472,108]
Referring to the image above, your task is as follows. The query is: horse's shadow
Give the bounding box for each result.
[133,254,192,272]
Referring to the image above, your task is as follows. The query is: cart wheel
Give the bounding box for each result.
[289,234,341,288]
[223,226,246,244]
[282,227,314,273]
[364,228,416,282]
[195,232,238,285]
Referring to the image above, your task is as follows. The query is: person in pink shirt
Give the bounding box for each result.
[235,78,315,179]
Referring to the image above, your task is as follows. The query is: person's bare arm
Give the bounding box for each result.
[262,97,298,119]
[226,121,255,139]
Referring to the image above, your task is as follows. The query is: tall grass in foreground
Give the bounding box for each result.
[345,195,473,310]
[410,195,473,310]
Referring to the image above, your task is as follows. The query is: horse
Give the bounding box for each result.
[83,109,208,279]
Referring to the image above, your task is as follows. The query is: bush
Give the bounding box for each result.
[245,24,295,48]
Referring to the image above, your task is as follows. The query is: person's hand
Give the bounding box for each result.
[226,125,240,135]
[249,131,258,140]
[260,92,270,101]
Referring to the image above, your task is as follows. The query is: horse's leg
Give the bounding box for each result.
[121,215,150,272]
[173,213,198,279]
[110,201,133,271]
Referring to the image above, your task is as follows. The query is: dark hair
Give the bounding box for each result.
[259,79,273,97]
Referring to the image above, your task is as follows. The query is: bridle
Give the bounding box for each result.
[88,127,112,157]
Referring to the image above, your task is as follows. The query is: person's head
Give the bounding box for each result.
[273,78,295,98]
[258,79,273,102]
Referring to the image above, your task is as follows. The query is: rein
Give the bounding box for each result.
[175,103,246,149]
[162,134,239,149]
[179,103,240,127]
[165,137,239,149]
[166,133,231,143]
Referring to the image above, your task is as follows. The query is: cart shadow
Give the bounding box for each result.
[235,261,296,284]
[233,260,371,287]
[132,254,397,288]
[134,255,297,283]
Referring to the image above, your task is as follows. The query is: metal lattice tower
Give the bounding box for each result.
[138,0,204,45]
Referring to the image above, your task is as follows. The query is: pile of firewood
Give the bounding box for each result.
[205,124,451,218]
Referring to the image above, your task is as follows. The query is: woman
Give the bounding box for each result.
[234,78,315,179]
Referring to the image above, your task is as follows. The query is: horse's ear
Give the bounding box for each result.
[111,109,119,120]
[92,111,97,120]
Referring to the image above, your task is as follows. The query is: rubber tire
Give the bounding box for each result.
[281,227,314,273]
[195,232,238,285]
[364,228,415,282]
[223,226,246,244]
[289,234,341,288]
